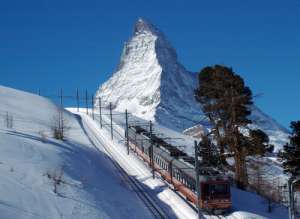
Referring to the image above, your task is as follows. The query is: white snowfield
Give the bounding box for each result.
[70,110,198,219]
[0,85,156,219]
[95,18,289,151]
[0,85,290,219]
[68,107,289,219]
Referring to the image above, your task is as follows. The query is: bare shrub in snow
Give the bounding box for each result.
[46,168,64,194]
[51,109,70,140]
[4,112,13,129]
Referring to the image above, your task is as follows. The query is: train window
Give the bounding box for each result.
[202,183,229,198]
[178,171,181,181]
[187,179,192,189]
[176,171,180,180]
[191,182,195,191]
[181,173,184,183]
[210,183,228,194]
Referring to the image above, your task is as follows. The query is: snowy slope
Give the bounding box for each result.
[0,85,156,219]
[95,18,289,151]
[71,110,199,219]
[69,107,290,219]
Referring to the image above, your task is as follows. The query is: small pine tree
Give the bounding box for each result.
[198,135,220,167]
[279,121,300,176]
[248,129,274,156]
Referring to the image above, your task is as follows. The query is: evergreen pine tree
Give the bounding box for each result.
[248,129,274,156]
[195,65,272,189]
[198,135,220,167]
[279,121,300,176]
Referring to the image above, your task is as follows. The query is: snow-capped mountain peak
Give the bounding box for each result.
[95,18,289,151]
[95,18,204,128]
[134,18,160,35]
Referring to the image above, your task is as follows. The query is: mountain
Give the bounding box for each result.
[95,18,206,128]
[95,18,289,151]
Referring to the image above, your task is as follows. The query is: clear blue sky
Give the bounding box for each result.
[0,0,299,128]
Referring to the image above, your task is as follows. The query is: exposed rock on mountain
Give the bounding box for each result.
[95,18,289,151]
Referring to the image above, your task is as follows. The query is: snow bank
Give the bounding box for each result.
[0,85,156,219]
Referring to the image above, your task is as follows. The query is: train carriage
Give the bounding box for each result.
[127,125,232,214]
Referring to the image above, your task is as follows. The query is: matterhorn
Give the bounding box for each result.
[95,18,288,150]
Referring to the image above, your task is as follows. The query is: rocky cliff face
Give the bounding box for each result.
[95,18,289,151]
[95,18,206,130]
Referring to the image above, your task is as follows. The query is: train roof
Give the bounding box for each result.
[129,125,229,182]
[129,125,189,158]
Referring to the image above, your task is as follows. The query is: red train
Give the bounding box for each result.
[128,125,231,214]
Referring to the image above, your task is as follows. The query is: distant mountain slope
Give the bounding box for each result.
[95,18,289,151]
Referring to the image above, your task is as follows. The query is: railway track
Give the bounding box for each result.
[78,113,233,219]
[201,211,226,219]
[78,115,169,219]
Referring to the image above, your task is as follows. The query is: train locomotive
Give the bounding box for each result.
[127,125,231,214]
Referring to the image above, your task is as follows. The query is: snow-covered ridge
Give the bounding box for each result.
[95,18,289,151]
[0,85,156,219]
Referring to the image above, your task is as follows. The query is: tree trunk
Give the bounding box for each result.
[215,125,226,165]
[234,148,248,189]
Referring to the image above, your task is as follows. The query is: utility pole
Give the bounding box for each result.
[85,90,88,115]
[125,109,129,155]
[288,176,298,219]
[194,140,201,219]
[109,102,113,140]
[149,120,155,179]
[76,88,79,112]
[98,97,102,128]
[91,94,94,120]
[60,88,64,138]
[136,135,138,153]
[5,112,9,129]
[169,159,173,185]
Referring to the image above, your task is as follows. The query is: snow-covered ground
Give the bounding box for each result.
[68,106,291,219]
[0,85,157,219]
[0,84,292,219]
[71,110,198,219]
